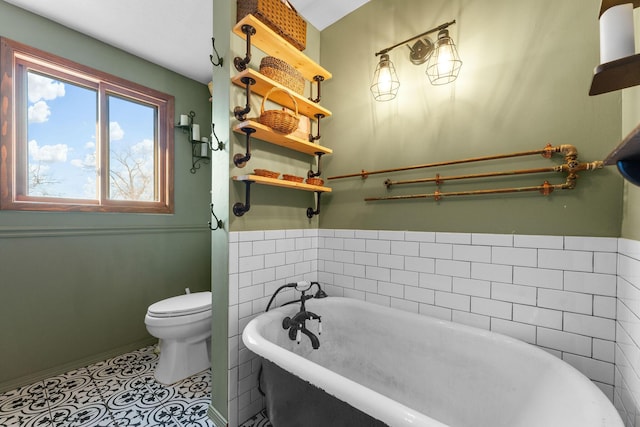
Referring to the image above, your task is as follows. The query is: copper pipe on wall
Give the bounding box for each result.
[384,166,562,188]
[384,160,603,188]
[364,181,572,202]
[329,144,575,180]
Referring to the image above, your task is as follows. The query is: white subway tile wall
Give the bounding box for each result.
[616,238,640,427]
[228,230,636,427]
[228,230,319,426]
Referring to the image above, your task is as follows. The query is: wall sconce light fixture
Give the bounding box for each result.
[371,20,461,101]
[370,53,401,101]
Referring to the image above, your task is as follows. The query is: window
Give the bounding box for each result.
[0,37,174,213]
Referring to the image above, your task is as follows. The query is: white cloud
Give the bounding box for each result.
[132,138,153,155]
[28,139,68,163]
[85,141,95,149]
[28,73,65,103]
[110,121,124,140]
[71,153,96,169]
[28,100,51,123]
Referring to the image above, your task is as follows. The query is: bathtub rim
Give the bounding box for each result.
[242,298,448,427]
[242,296,622,427]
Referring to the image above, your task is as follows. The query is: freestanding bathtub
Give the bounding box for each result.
[242,296,623,427]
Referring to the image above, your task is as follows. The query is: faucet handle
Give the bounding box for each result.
[296,328,302,344]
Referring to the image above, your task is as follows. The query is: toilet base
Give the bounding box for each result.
[154,337,211,385]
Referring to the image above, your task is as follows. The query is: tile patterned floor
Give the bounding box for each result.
[239,410,271,427]
[0,346,213,427]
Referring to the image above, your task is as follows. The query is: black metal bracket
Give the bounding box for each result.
[309,113,325,143]
[233,127,256,168]
[309,75,325,103]
[306,192,323,218]
[233,180,254,216]
[208,203,223,231]
[210,123,225,151]
[190,144,210,174]
[308,152,324,178]
[210,37,224,67]
[234,25,256,71]
[176,110,195,133]
[176,111,210,174]
[234,76,256,121]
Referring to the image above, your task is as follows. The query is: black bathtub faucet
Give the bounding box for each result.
[282,282,322,349]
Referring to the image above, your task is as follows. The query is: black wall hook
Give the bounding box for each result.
[208,203,224,231]
[210,37,224,67]
[210,123,225,151]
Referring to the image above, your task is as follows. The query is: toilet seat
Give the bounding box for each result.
[147,291,211,318]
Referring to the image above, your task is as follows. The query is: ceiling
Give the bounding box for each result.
[3,0,369,84]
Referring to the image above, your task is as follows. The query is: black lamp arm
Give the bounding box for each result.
[374,20,456,56]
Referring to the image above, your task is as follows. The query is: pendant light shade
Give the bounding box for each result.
[371,20,461,101]
[370,54,400,102]
[426,29,462,85]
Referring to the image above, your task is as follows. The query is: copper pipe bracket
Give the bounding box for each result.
[539,180,554,196]
[434,190,442,201]
[541,143,554,159]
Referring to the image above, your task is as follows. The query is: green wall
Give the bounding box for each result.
[621,12,640,240]
[0,1,212,391]
[318,0,624,237]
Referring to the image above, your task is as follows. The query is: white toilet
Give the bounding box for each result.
[144,290,212,384]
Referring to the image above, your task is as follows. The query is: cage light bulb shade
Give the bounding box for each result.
[426,30,462,85]
[371,54,400,101]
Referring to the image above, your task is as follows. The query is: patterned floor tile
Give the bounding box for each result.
[161,397,213,427]
[239,409,272,427]
[0,345,219,427]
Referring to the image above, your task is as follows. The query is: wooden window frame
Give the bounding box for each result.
[0,37,175,213]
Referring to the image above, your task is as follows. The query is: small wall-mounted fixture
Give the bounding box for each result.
[589,0,640,95]
[371,20,462,101]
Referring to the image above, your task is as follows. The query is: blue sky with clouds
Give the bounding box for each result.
[27,72,155,200]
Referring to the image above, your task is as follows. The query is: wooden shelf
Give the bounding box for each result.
[232,69,331,119]
[233,120,332,156]
[599,0,640,16]
[233,14,332,82]
[590,53,640,96]
[233,175,332,192]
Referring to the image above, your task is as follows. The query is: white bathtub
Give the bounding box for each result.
[242,296,623,427]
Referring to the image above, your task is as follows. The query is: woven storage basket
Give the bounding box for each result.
[237,0,307,51]
[282,174,304,183]
[254,169,280,178]
[260,57,304,95]
[259,87,300,134]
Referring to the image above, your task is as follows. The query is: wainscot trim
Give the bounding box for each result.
[0,225,207,239]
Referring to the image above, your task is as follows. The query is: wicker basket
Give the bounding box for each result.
[282,174,304,183]
[254,169,280,178]
[260,57,304,95]
[259,87,300,134]
[237,0,307,51]
[306,177,324,186]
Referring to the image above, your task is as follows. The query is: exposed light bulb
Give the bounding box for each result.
[426,29,462,85]
[370,54,400,102]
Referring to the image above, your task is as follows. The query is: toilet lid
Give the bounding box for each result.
[147,291,212,317]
